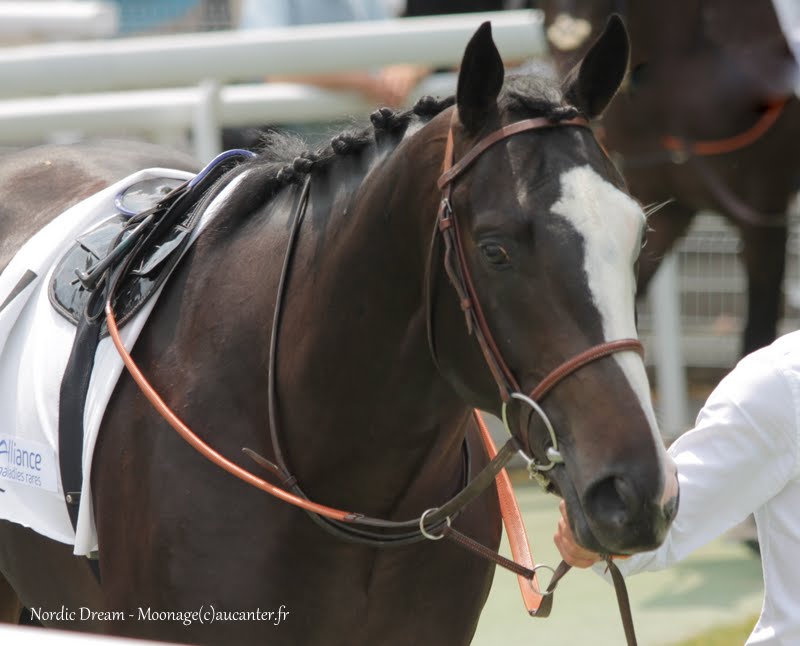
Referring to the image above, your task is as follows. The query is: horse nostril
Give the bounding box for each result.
[585,475,638,531]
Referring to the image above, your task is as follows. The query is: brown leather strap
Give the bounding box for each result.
[109,308,522,535]
[474,410,546,613]
[438,196,518,399]
[435,112,574,401]
[438,115,591,189]
[606,558,638,645]
[532,560,572,618]
[106,299,361,523]
[443,524,574,620]
[530,338,644,401]
[425,436,519,526]
[662,98,787,157]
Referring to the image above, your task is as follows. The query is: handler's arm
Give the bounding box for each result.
[555,349,799,575]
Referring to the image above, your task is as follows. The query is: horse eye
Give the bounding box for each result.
[480,243,511,266]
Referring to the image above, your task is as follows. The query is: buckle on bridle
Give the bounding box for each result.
[529,563,557,597]
[438,198,454,231]
[419,507,452,541]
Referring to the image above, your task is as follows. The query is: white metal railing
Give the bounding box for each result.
[0,10,544,97]
[0,74,459,151]
[0,11,543,157]
[0,1,117,41]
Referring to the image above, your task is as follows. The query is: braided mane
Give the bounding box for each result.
[238,94,454,193]
[214,76,582,222]
[244,73,582,182]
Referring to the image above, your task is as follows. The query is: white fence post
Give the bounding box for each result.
[649,252,691,441]
[193,80,222,162]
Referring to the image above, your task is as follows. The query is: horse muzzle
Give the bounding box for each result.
[560,454,680,556]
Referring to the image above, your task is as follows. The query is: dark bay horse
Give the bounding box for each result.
[544,0,800,356]
[0,19,677,645]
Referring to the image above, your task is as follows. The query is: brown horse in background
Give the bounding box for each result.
[544,0,800,356]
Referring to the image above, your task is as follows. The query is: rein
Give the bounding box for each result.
[664,99,789,229]
[105,110,643,643]
[660,99,787,158]
[621,98,790,228]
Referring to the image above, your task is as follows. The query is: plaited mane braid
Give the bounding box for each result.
[202,95,457,225]
[198,80,581,229]
[261,95,456,190]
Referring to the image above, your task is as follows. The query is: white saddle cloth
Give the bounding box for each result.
[0,167,240,555]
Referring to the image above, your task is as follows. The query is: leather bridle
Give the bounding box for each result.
[105,108,645,642]
[429,109,644,482]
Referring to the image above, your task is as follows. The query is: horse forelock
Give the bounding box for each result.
[498,74,585,122]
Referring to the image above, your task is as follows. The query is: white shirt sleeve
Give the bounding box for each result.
[600,342,800,578]
[773,0,800,67]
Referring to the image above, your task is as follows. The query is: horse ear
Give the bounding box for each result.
[457,22,505,133]
[562,14,629,118]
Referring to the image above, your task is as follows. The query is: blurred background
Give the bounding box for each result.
[0,1,788,643]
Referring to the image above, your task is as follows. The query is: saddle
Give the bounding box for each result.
[54,150,256,547]
[48,176,188,330]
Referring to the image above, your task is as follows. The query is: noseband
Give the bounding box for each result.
[429,110,644,482]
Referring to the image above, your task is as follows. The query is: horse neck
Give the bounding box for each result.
[273,116,473,513]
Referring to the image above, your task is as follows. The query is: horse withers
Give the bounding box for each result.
[0,18,677,645]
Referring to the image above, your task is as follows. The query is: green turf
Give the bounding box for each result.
[672,615,758,645]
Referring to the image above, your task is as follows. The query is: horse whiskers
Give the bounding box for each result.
[642,199,674,221]
[637,201,673,250]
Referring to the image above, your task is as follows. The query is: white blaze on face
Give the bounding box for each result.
[550,166,660,435]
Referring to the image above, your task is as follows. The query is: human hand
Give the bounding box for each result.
[553,500,603,568]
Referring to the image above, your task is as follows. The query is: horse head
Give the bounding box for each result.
[431,17,678,556]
